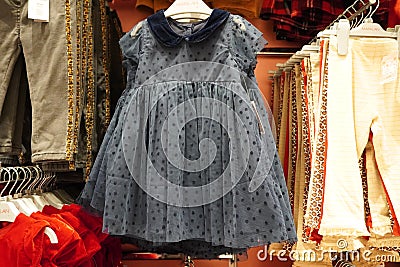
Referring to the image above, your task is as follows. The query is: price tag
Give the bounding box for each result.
[28,0,49,22]
[381,54,398,84]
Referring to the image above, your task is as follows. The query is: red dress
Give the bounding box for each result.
[0,213,49,267]
[42,205,102,266]
[31,212,90,267]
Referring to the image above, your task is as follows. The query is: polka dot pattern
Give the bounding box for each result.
[77,12,297,258]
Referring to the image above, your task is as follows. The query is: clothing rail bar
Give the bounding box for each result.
[309,0,376,44]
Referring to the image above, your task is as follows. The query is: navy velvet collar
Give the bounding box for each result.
[147,9,230,47]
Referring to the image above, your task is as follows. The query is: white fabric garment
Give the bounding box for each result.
[318,35,370,238]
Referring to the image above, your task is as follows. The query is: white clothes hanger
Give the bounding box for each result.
[336,0,399,56]
[41,173,64,209]
[6,167,38,215]
[0,168,22,221]
[3,168,29,215]
[336,19,399,56]
[0,166,58,244]
[24,166,51,211]
[12,167,40,213]
[164,0,213,22]
[349,18,397,38]
[14,167,29,198]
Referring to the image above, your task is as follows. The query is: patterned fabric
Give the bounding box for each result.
[291,0,344,22]
[276,72,286,148]
[271,13,399,263]
[272,75,281,134]
[78,10,296,258]
[278,71,291,179]
[359,151,371,228]
[260,0,343,41]
[288,67,299,213]
[304,40,329,239]
[299,58,313,243]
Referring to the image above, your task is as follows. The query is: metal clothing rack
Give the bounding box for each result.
[123,253,238,267]
[308,0,377,44]
[267,0,380,78]
[183,254,238,267]
[324,0,377,29]
[257,0,378,58]
[0,165,56,196]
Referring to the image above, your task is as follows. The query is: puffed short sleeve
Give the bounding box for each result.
[230,15,267,72]
[119,21,144,88]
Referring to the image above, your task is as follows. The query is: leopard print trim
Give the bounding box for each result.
[288,68,299,213]
[376,246,400,253]
[74,0,82,155]
[272,76,281,128]
[65,0,74,164]
[271,78,275,114]
[300,59,313,242]
[389,200,395,230]
[288,66,299,215]
[85,0,95,181]
[306,59,316,157]
[99,0,111,128]
[306,40,329,230]
[112,13,127,90]
[359,151,371,226]
[276,73,286,147]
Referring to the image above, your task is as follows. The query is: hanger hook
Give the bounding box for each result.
[27,166,40,193]
[36,166,46,191]
[7,167,19,197]
[38,169,51,192]
[22,166,33,194]
[351,15,358,29]
[14,167,27,196]
[34,165,46,192]
[31,166,42,192]
[363,5,373,22]
[22,166,34,195]
[368,0,379,18]
[355,9,364,27]
[43,172,56,191]
[0,168,12,197]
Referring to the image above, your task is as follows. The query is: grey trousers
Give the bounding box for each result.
[0,0,77,163]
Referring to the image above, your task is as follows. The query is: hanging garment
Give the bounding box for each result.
[318,36,400,248]
[30,212,90,266]
[78,9,296,258]
[365,140,392,238]
[61,204,122,267]
[0,0,124,175]
[0,214,50,267]
[42,205,102,263]
[303,39,329,243]
[0,54,27,158]
[0,0,78,163]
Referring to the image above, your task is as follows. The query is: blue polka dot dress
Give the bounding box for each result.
[78,9,297,258]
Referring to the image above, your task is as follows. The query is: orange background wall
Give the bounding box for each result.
[112,2,298,267]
